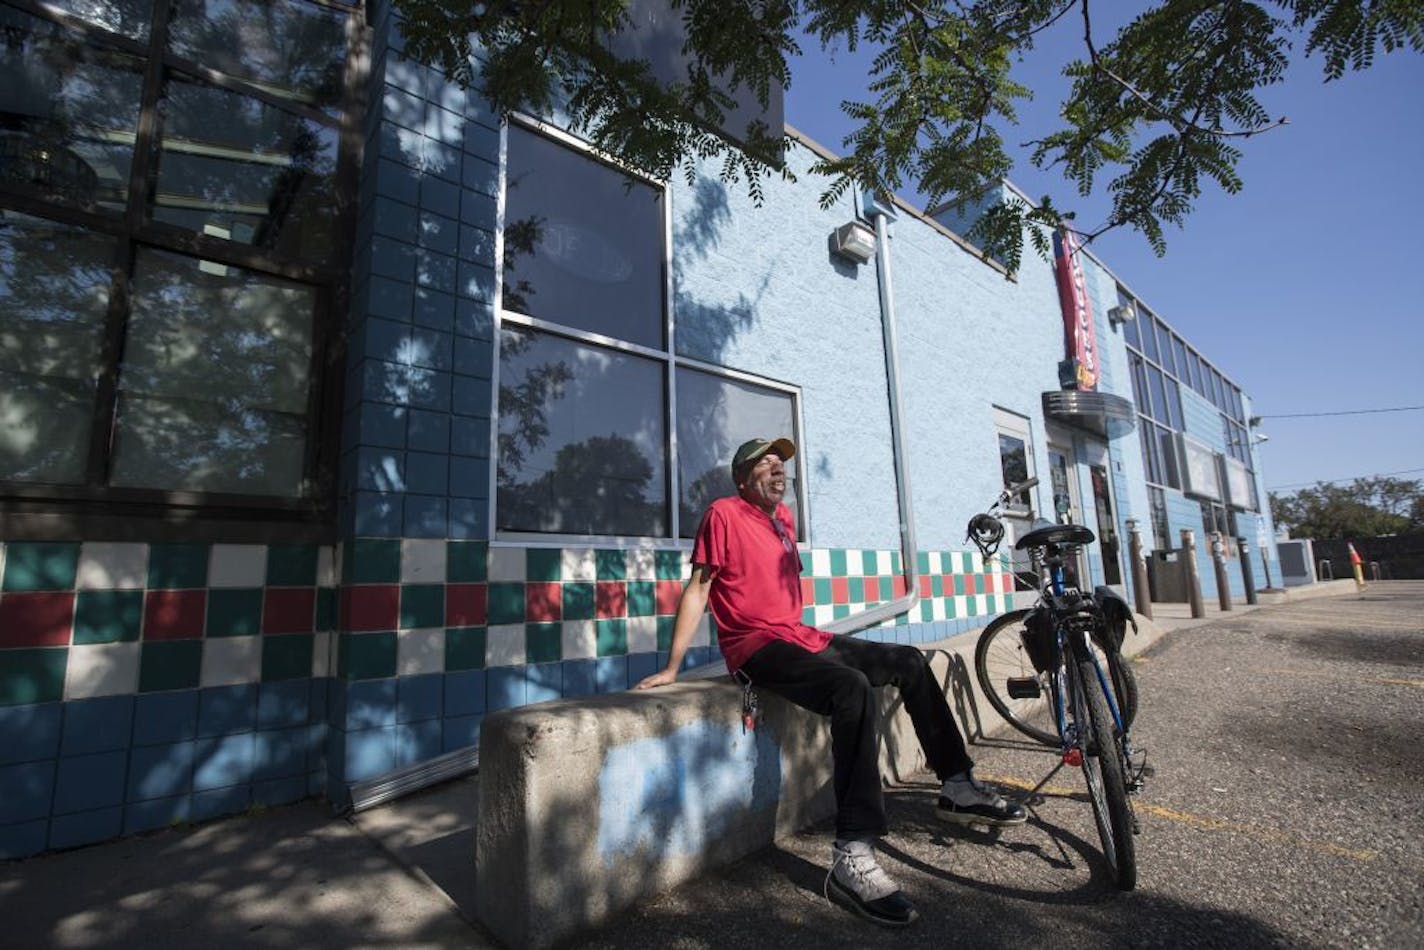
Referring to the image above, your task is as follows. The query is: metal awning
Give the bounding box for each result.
[1042,389,1136,438]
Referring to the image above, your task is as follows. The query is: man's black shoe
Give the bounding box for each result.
[938,773,1028,826]
[825,840,919,927]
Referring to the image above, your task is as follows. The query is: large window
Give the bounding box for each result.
[1119,284,1257,511]
[496,122,801,540]
[0,0,359,532]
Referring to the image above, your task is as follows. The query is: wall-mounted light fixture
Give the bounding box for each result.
[1107,301,1137,325]
[830,220,876,264]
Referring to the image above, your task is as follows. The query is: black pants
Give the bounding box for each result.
[739,635,972,840]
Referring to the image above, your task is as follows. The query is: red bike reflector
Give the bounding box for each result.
[1062,748,1083,767]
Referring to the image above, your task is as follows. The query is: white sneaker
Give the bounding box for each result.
[938,772,1028,825]
[824,839,918,927]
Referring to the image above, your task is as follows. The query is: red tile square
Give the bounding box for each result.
[831,577,849,605]
[595,581,626,619]
[447,583,487,627]
[343,585,399,632]
[143,590,206,640]
[971,574,982,594]
[800,577,815,604]
[526,582,561,622]
[263,588,316,634]
[0,592,75,647]
[984,573,997,594]
[892,575,908,598]
[655,580,682,616]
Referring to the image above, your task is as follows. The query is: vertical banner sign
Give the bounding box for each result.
[1053,227,1099,390]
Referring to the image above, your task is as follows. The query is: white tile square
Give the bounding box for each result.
[486,623,526,667]
[926,551,943,574]
[208,544,267,588]
[201,636,261,688]
[65,643,140,699]
[953,595,968,619]
[317,546,337,588]
[876,551,893,575]
[398,627,445,676]
[487,547,525,582]
[561,619,597,660]
[626,547,658,581]
[813,604,837,628]
[75,542,148,590]
[400,539,447,583]
[626,614,658,653]
[561,548,596,583]
[810,548,831,577]
[312,633,334,678]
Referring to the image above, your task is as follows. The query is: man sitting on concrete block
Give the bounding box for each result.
[636,436,1025,927]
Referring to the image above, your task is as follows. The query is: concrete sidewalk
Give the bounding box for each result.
[0,580,1363,948]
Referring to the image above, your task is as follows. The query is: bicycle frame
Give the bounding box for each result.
[1043,557,1132,754]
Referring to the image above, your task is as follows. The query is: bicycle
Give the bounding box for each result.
[965,478,1147,890]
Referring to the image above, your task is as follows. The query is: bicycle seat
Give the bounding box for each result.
[1016,522,1096,550]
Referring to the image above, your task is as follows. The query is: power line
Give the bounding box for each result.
[1267,467,1424,492]
[1257,405,1424,420]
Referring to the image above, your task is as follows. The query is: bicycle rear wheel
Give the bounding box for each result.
[974,609,1058,745]
[1071,646,1138,890]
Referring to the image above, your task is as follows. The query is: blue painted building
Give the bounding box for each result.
[0,0,1276,857]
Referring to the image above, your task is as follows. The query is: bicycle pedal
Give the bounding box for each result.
[1006,676,1041,699]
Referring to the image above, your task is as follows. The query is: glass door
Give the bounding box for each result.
[1047,443,1088,587]
[1090,464,1124,586]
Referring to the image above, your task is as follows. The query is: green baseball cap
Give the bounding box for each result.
[731,437,796,479]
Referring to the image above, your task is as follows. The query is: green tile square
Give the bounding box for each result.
[139,641,202,692]
[961,552,975,573]
[954,575,966,596]
[802,607,815,625]
[342,631,397,680]
[595,619,627,656]
[829,549,847,577]
[945,597,958,619]
[0,648,67,706]
[919,600,934,621]
[832,604,851,621]
[347,539,401,584]
[654,551,683,580]
[862,550,878,574]
[526,623,561,664]
[315,588,337,632]
[985,594,998,615]
[562,583,595,621]
[595,550,627,580]
[487,583,526,625]
[207,588,264,638]
[880,576,894,600]
[445,627,487,671]
[447,541,488,582]
[266,545,318,586]
[813,577,832,605]
[848,577,864,603]
[890,551,902,575]
[400,584,445,628]
[915,551,931,574]
[148,543,209,589]
[262,635,314,681]
[526,549,561,583]
[931,575,944,597]
[2,542,79,591]
[626,581,656,617]
[656,616,675,651]
[73,590,143,644]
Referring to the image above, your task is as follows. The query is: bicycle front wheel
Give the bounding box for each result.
[975,609,1058,745]
[1072,648,1138,890]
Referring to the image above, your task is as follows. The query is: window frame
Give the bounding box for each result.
[489,115,808,548]
[0,0,367,542]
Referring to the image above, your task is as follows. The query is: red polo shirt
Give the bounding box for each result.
[691,496,831,673]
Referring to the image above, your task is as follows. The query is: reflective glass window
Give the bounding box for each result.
[152,74,339,261]
[1171,334,1189,382]
[1164,376,1184,430]
[166,0,349,114]
[1138,312,1160,363]
[497,326,668,536]
[676,366,798,539]
[110,247,315,496]
[502,126,665,349]
[1147,365,1169,425]
[0,7,145,212]
[0,214,114,484]
[43,0,155,41]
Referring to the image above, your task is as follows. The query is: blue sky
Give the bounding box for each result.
[781,15,1424,499]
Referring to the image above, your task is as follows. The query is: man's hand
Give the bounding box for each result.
[633,668,677,690]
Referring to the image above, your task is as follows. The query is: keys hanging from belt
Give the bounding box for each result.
[733,670,760,733]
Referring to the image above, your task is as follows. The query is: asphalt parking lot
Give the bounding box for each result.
[575,582,1424,948]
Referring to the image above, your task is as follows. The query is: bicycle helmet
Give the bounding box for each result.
[966,513,1005,556]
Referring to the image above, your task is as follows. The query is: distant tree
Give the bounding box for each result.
[396,0,1424,273]
[1270,477,1423,540]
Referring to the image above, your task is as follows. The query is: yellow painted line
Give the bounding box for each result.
[1265,669,1424,688]
[980,774,1379,863]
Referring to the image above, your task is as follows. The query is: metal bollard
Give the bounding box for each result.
[1211,531,1233,611]
[1369,561,1382,582]
[1237,536,1258,605]
[1318,559,1334,581]
[1126,519,1152,620]
[1181,528,1205,618]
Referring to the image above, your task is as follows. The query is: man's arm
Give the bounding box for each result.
[633,564,714,689]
